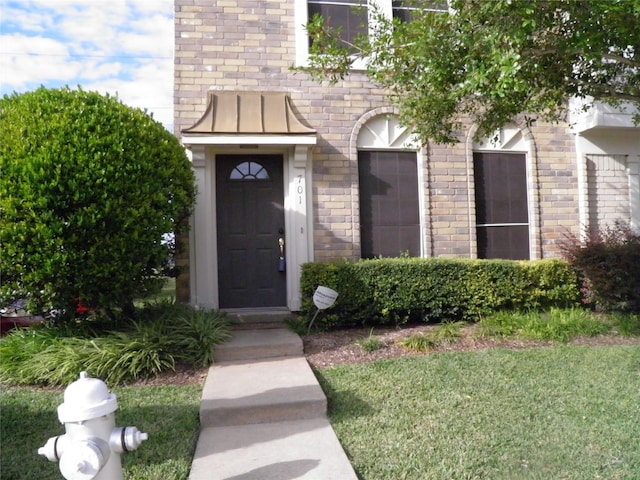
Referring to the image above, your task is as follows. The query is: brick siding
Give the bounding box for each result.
[174,0,582,263]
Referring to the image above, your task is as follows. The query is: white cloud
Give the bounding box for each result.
[0,34,82,88]
[0,0,174,130]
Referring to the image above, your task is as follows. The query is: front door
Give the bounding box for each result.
[216,155,286,308]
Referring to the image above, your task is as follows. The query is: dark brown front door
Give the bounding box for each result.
[216,155,286,308]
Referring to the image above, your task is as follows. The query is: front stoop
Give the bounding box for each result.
[189,327,359,480]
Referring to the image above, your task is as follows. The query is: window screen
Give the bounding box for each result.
[473,152,530,260]
[358,151,420,258]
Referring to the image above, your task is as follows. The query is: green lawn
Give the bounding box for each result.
[2,306,638,480]
[0,385,201,480]
[318,345,640,480]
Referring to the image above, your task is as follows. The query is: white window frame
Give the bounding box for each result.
[295,0,370,69]
[295,0,447,70]
[356,114,427,258]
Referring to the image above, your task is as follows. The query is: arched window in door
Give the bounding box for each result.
[230,161,270,180]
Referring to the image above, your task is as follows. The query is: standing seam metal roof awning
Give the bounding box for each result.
[182,91,316,145]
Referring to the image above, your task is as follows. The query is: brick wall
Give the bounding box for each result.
[174,0,581,262]
[532,123,581,257]
[586,154,630,232]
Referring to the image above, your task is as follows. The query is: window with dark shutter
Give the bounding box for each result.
[473,152,530,260]
[358,151,420,258]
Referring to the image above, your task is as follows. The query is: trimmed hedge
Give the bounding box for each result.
[300,258,580,329]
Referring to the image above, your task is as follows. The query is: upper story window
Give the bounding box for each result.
[296,0,448,67]
[392,1,448,22]
[308,1,368,49]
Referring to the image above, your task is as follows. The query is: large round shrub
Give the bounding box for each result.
[0,87,195,318]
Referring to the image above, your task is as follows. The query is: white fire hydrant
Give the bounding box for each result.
[38,371,148,480]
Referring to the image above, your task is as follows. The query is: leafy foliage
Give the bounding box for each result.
[398,334,439,353]
[609,311,640,337]
[299,0,640,144]
[560,222,640,312]
[0,87,196,318]
[300,258,579,329]
[0,302,230,386]
[476,308,610,343]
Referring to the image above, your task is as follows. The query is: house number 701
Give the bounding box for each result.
[297,175,304,205]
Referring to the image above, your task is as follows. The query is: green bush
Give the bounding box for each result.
[0,302,230,386]
[300,258,580,329]
[560,222,640,312]
[0,87,196,319]
[398,334,439,352]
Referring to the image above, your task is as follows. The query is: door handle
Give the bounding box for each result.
[278,238,286,272]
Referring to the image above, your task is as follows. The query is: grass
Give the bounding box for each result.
[2,306,637,479]
[357,329,384,352]
[318,345,640,480]
[476,307,611,342]
[0,384,202,480]
[611,311,640,337]
[400,320,466,352]
[396,309,638,353]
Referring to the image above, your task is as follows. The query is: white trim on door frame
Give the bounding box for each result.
[183,141,315,311]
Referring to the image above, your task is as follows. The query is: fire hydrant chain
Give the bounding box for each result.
[38,371,148,480]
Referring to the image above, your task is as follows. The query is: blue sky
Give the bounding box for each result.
[0,0,174,129]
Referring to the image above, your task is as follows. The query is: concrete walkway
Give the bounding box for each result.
[188,322,359,480]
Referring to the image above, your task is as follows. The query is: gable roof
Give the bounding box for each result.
[182,91,315,135]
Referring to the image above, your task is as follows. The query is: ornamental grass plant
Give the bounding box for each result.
[476,307,612,342]
[0,299,230,386]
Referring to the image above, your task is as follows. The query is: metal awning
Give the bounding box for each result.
[182,91,316,135]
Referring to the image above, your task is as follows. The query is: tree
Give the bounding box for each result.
[0,87,196,319]
[300,0,640,144]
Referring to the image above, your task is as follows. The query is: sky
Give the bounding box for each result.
[0,0,174,130]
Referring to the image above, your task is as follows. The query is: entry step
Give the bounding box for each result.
[201,355,326,428]
[214,328,302,362]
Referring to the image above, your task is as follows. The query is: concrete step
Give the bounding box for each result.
[200,356,327,428]
[214,328,302,362]
[191,325,359,480]
[189,418,359,480]
[225,310,296,330]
